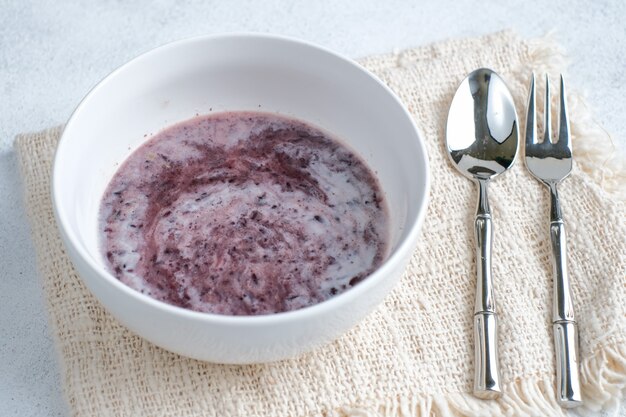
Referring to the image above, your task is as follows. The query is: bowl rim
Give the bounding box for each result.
[52,32,430,326]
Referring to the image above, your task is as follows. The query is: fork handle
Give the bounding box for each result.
[554,320,582,407]
[550,217,583,407]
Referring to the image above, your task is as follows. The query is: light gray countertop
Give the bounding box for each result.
[1,1,624,416]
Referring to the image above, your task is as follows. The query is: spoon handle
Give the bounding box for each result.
[473,180,502,399]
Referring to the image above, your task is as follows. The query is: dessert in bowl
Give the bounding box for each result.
[100,111,390,316]
[53,33,429,363]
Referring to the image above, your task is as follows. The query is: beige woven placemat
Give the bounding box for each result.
[16,31,626,417]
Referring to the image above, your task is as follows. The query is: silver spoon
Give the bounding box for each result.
[445,68,519,399]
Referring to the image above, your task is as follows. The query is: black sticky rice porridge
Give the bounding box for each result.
[100,112,389,315]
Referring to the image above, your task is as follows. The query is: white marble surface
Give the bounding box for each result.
[0,1,624,416]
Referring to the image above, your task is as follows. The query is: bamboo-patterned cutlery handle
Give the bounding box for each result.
[473,180,502,399]
[550,217,583,407]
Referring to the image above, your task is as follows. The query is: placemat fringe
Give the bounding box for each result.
[327,342,625,417]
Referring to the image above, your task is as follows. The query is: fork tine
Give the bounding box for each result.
[544,74,552,143]
[526,73,537,147]
[558,75,571,149]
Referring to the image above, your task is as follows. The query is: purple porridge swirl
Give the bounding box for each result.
[100,112,389,315]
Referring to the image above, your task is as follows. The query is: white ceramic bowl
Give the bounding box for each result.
[53,34,429,363]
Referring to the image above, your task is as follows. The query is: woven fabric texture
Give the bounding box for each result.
[15,31,626,417]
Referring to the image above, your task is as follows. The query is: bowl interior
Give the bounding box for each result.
[54,34,429,279]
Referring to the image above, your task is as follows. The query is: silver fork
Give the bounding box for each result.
[525,74,582,408]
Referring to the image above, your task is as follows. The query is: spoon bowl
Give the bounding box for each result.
[446,68,518,180]
[445,68,519,399]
